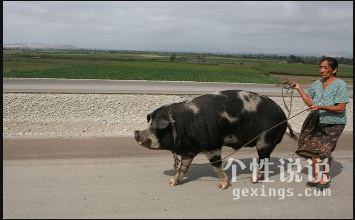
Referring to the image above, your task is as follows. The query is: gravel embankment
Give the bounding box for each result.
[3,93,353,139]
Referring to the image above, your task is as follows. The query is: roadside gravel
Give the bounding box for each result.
[3,93,353,139]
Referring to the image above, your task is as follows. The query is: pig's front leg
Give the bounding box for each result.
[169,153,197,186]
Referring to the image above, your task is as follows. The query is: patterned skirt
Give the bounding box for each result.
[295,111,345,161]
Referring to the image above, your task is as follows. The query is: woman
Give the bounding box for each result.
[290,57,350,191]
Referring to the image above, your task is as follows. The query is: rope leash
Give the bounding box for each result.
[276,81,295,119]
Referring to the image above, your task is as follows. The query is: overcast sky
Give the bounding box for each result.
[3,1,353,57]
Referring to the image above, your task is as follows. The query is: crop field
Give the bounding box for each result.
[3,50,353,85]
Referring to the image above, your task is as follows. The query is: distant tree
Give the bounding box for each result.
[170,54,176,61]
[287,55,304,63]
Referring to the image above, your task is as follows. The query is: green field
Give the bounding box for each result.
[3,50,353,85]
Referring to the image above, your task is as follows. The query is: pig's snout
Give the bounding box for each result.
[134,130,140,141]
[134,130,153,148]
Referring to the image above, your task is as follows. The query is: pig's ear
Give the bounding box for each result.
[147,114,152,123]
[151,118,170,130]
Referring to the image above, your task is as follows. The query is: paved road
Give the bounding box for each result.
[3,78,310,96]
[3,133,353,219]
[4,78,354,97]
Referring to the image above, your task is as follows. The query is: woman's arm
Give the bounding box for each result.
[309,103,346,113]
[289,82,313,107]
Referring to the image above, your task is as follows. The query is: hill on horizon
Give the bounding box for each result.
[3,43,77,50]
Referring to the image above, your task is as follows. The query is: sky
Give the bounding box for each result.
[3,1,354,57]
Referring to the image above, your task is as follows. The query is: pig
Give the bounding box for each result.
[134,90,297,189]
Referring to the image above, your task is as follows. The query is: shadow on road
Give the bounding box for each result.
[163,157,343,185]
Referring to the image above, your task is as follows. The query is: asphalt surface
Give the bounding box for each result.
[3,78,309,96]
[3,78,354,97]
[3,133,353,219]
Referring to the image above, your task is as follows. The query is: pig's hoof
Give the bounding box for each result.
[251,174,265,183]
[251,167,260,183]
[251,176,258,183]
[169,178,181,186]
[218,180,229,189]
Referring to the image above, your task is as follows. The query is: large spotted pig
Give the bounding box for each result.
[134,90,297,189]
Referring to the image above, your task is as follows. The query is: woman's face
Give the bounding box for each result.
[319,60,337,80]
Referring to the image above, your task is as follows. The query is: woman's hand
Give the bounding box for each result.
[290,82,313,107]
[289,82,301,90]
[308,105,322,112]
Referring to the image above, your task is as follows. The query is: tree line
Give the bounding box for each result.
[240,54,353,65]
[4,47,353,65]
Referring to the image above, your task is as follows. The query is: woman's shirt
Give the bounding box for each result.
[307,78,350,124]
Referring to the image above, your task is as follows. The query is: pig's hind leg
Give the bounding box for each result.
[205,149,230,189]
[251,140,277,183]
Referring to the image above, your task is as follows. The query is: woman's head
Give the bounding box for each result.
[319,57,338,77]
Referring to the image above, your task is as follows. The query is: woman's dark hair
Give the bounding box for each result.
[320,57,338,76]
